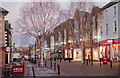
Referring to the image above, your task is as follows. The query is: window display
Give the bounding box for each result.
[74,49,82,61]
[93,48,98,60]
[112,44,118,61]
[99,46,105,58]
[85,48,91,59]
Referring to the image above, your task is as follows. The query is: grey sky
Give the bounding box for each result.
[1,1,110,47]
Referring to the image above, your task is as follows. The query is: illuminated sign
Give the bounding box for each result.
[12,66,24,75]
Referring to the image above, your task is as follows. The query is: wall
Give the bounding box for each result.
[98,3,119,41]
[0,12,5,67]
[118,2,120,38]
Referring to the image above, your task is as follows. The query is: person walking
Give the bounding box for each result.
[88,54,90,64]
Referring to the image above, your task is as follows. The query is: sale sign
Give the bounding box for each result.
[12,66,24,75]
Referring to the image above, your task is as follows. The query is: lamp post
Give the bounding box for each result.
[34,42,36,64]
[61,42,64,59]
[80,38,85,64]
[68,40,72,58]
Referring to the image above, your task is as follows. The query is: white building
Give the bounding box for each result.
[98,1,120,62]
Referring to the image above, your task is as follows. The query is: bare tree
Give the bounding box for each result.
[16,2,73,63]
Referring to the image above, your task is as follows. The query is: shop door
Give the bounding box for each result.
[85,48,91,59]
[5,54,8,64]
[74,49,82,61]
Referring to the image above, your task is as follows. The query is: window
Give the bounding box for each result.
[86,33,88,40]
[113,6,116,17]
[106,10,108,20]
[106,24,108,35]
[64,29,67,44]
[100,26,103,36]
[113,21,117,32]
[74,21,79,43]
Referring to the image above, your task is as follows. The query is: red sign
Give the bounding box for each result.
[0,47,6,51]
[114,39,120,44]
[99,40,113,46]
[12,66,24,75]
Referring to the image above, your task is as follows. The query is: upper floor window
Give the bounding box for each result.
[106,24,108,35]
[100,26,103,36]
[113,21,117,32]
[105,10,108,20]
[64,29,67,44]
[113,6,116,17]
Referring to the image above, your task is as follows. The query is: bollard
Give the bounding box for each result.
[51,61,52,68]
[45,60,47,67]
[54,63,56,70]
[32,67,36,78]
[91,59,93,65]
[60,58,61,62]
[100,59,101,66]
[69,59,70,63]
[57,64,60,75]
[89,59,90,64]
[86,59,88,65]
[110,60,112,68]
[38,61,40,67]
[23,62,24,66]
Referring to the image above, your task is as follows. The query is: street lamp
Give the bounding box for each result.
[80,38,85,64]
[34,42,37,64]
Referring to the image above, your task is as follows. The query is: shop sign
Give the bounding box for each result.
[114,39,120,44]
[6,47,11,52]
[59,50,62,52]
[12,66,24,75]
[99,40,112,46]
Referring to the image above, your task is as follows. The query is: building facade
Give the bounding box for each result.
[98,1,120,62]
[5,20,13,64]
[0,7,9,68]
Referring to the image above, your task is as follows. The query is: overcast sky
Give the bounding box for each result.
[0,0,111,47]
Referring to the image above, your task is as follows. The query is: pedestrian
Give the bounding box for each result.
[88,54,90,64]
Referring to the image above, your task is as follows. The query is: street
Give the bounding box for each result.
[24,61,58,76]
[1,60,119,78]
[52,60,118,76]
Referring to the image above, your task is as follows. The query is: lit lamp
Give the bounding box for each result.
[55,43,58,45]
[94,36,97,39]
[80,39,83,42]
[68,40,71,43]
[61,42,63,44]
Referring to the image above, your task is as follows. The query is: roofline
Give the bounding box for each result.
[0,7,9,15]
[101,1,119,11]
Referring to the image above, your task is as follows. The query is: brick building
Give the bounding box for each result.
[0,7,9,68]
[53,19,74,59]
[5,20,13,64]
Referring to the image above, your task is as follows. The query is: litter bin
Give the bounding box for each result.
[103,56,107,64]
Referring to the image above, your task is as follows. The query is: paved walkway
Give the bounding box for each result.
[24,61,58,76]
[46,59,119,76]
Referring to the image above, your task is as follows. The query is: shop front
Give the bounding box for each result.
[64,49,72,59]
[85,48,91,60]
[50,49,55,60]
[99,40,112,62]
[73,49,82,61]
[113,39,120,62]
[55,49,62,59]
[43,48,50,60]
[93,47,98,61]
